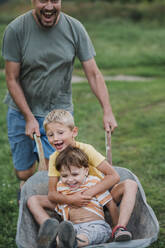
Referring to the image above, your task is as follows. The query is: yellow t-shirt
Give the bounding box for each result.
[48,141,105,179]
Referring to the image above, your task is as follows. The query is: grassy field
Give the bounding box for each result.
[0,1,165,248]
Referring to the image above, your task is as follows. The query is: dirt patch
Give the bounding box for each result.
[72,75,153,83]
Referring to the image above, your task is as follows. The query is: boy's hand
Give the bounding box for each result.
[68,191,92,207]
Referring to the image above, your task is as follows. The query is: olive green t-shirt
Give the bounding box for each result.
[2,11,96,117]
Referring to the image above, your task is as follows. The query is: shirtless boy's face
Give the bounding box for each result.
[60,165,88,190]
[46,122,78,152]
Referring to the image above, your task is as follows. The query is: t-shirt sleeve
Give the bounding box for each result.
[48,152,60,177]
[82,144,105,179]
[87,144,105,168]
[75,22,96,62]
[2,26,21,62]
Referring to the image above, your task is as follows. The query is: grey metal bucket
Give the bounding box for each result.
[16,167,159,248]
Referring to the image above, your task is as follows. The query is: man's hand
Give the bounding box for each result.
[68,191,92,208]
[25,117,40,139]
[103,111,118,133]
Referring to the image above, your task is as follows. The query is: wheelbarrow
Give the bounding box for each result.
[16,132,159,248]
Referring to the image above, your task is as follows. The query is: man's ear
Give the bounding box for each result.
[72,126,78,138]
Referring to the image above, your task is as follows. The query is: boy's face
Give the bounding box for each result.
[46,122,78,152]
[60,165,88,190]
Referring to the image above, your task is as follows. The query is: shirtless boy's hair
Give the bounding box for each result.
[43,109,75,130]
[56,146,89,172]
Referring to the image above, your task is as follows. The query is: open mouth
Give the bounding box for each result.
[43,12,54,18]
[54,141,64,150]
[41,10,56,19]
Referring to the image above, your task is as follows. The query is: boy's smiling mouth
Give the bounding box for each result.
[54,141,64,150]
[67,182,78,189]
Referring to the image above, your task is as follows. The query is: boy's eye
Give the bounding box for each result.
[58,131,63,135]
[61,175,67,178]
[47,133,53,137]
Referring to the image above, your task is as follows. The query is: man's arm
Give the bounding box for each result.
[82,58,117,132]
[5,61,40,139]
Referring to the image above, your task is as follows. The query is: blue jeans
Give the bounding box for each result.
[7,108,55,171]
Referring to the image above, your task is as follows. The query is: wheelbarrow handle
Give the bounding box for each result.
[33,133,47,171]
[105,131,112,165]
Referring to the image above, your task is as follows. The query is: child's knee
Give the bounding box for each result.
[27,195,39,208]
[15,164,36,181]
[124,179,138,193]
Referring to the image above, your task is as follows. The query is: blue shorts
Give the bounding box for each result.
[73,220,111,245]
[7,108,55,171]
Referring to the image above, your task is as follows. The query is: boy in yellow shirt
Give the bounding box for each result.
[27,109,137,247]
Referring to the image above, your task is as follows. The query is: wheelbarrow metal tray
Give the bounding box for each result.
[16,167,159,248]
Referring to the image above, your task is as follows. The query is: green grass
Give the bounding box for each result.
[73,19,165,74]
[0,72,164,247]
[73,79,165,248]
[0,73,19,248]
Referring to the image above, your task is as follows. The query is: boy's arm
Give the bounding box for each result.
[48,176,92,207]
[83,160,120,197]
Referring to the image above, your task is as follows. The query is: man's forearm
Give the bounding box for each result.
[7,78,34,120]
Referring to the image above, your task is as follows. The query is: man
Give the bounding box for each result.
[2,0,117,187]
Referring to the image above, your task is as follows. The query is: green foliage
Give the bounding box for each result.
[62,1,165,23]
[75,19,165,73]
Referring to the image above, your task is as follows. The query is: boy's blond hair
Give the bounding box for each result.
[43,109,75,130]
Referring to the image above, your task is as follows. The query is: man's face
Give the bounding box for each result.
[32,0,61,28]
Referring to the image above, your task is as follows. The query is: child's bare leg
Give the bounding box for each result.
[110,179,137,241]
[27,195,56,225]
[76,234,89,247]
[56,233,89,248]
[111,179,138,227]
[106,199,119,227]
